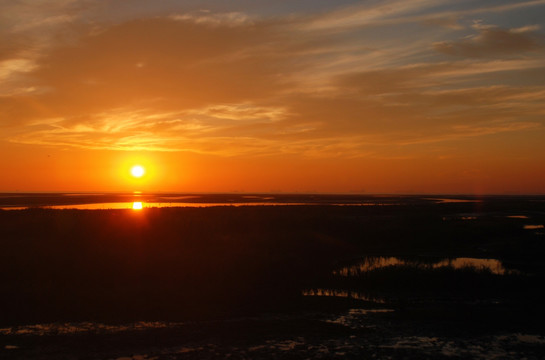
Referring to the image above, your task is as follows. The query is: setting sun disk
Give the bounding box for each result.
[131,165,145,178]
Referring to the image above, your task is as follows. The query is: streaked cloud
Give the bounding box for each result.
[0,58,37,77]
[169,11,253,26]
[434,24,544,57]
[1,0,544,161]
[301,0,545,31]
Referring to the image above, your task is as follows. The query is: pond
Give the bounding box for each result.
[302,255,532,304]
[333,256,515,276]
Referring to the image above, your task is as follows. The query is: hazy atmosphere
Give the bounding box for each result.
[2,3,545,358]
[1,0,545,192]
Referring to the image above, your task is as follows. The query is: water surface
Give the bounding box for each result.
[334,256,515,276]
[0,193,408,210]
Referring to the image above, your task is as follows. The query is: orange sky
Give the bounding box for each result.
[1,0,545,194]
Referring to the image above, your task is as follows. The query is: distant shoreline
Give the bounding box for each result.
[1,193,544,210]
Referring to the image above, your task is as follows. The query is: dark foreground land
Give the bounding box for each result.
[1,195,544,359]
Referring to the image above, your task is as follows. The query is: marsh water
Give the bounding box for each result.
[334,256,515,276]
[302,254,534,304]
[0,193,407,210]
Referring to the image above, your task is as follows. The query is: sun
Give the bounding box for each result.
[130,165,145,178]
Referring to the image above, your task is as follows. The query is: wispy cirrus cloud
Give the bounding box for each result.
[9,104,291,154]
[434,23,545,57]
[169,10,253,26]
[301,0,545,31]
[1,0,544,161]
[302,0,447,30]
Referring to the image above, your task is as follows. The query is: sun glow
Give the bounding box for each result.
[115,156,162,192]
[131,165,145,178]
[132,201,143,210]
